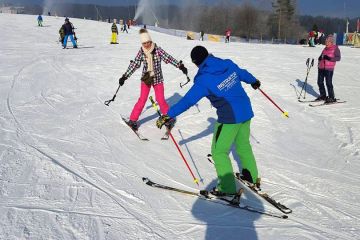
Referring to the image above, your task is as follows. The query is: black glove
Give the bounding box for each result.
[119,75,127,86]
[323,55,331,60]
[318,55,322,61]
[156,115,176,129]
[251,79,261,90]
[179,61,188,75]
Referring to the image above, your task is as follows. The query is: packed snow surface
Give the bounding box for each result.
[1,14,360,240]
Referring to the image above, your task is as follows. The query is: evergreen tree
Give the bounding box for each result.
[269,0,296,40]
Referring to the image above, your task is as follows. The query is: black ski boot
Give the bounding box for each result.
[239,169,261,190]
[314,95,326,101]
[127,120,139,131]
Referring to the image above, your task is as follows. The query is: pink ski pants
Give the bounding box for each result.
[130,82,169,121]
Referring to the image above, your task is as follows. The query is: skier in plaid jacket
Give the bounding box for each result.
[118,29,188,130]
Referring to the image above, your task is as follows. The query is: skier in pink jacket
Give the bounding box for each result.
[315,35,341,103]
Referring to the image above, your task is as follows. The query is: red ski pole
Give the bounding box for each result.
[149,96,199,186]
[258,88,289,118]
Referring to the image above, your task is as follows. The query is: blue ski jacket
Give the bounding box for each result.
[167,55,256,124]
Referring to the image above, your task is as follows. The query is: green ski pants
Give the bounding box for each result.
[211,120,258,194]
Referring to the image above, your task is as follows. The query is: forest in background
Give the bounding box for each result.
[5,0,359,42]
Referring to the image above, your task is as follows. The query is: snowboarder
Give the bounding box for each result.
[37,15,43,27]
[61,18,77,49]
[110,19,118,44]
[156,46,261,195]
[315,35,341,103]
[118,29,188,131]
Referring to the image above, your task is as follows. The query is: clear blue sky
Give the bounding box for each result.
[8,0,360,18]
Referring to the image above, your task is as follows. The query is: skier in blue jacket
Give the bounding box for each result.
[156,46,261,195]
[37,15,43,27]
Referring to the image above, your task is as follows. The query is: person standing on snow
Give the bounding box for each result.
[156,46,261,195]
[118,29,188,131]
[308,31,315,47]
[315,35,341,103]
[110,19,119,44]
[122,23,128,33]
[225,28,231,43]
[61,18,77,49]
[37,14,43,27]
[200,30,204,41]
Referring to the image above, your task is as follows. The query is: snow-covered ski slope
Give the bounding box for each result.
[1,14,359,240]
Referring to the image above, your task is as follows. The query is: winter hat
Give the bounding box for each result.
[191,46,209,66]
[139,29,152,43]
[326,34,334,43]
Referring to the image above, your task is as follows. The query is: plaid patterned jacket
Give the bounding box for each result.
[123,44,181,85]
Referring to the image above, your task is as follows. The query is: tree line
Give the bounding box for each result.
[21,1,358,42]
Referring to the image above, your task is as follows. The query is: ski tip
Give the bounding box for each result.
[282,215,289,219]
[142,177,154,186]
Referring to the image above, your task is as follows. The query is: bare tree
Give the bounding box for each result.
[235,2,259,41]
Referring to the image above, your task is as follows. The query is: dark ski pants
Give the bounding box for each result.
[317,69,335,99]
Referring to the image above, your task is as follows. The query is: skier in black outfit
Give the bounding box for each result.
[61,18,77,49]
[122,23,128,33]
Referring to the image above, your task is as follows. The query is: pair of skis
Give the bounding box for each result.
[298,99,346,107]
[142,177,288,219]
[206,154,292,215]
[143,154,291,219]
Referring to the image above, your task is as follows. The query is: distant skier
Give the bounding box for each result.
[225,28,231,43]
[37,15,43,27]
[61,18,77,49]
[318,30,325,45]
[122,23,128,33]
[200,30,204,41]
[308,31,315,47]
[315,35,341,103]
[118,29,188,131]
[156,46,261,196]
[110,19,118,44]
